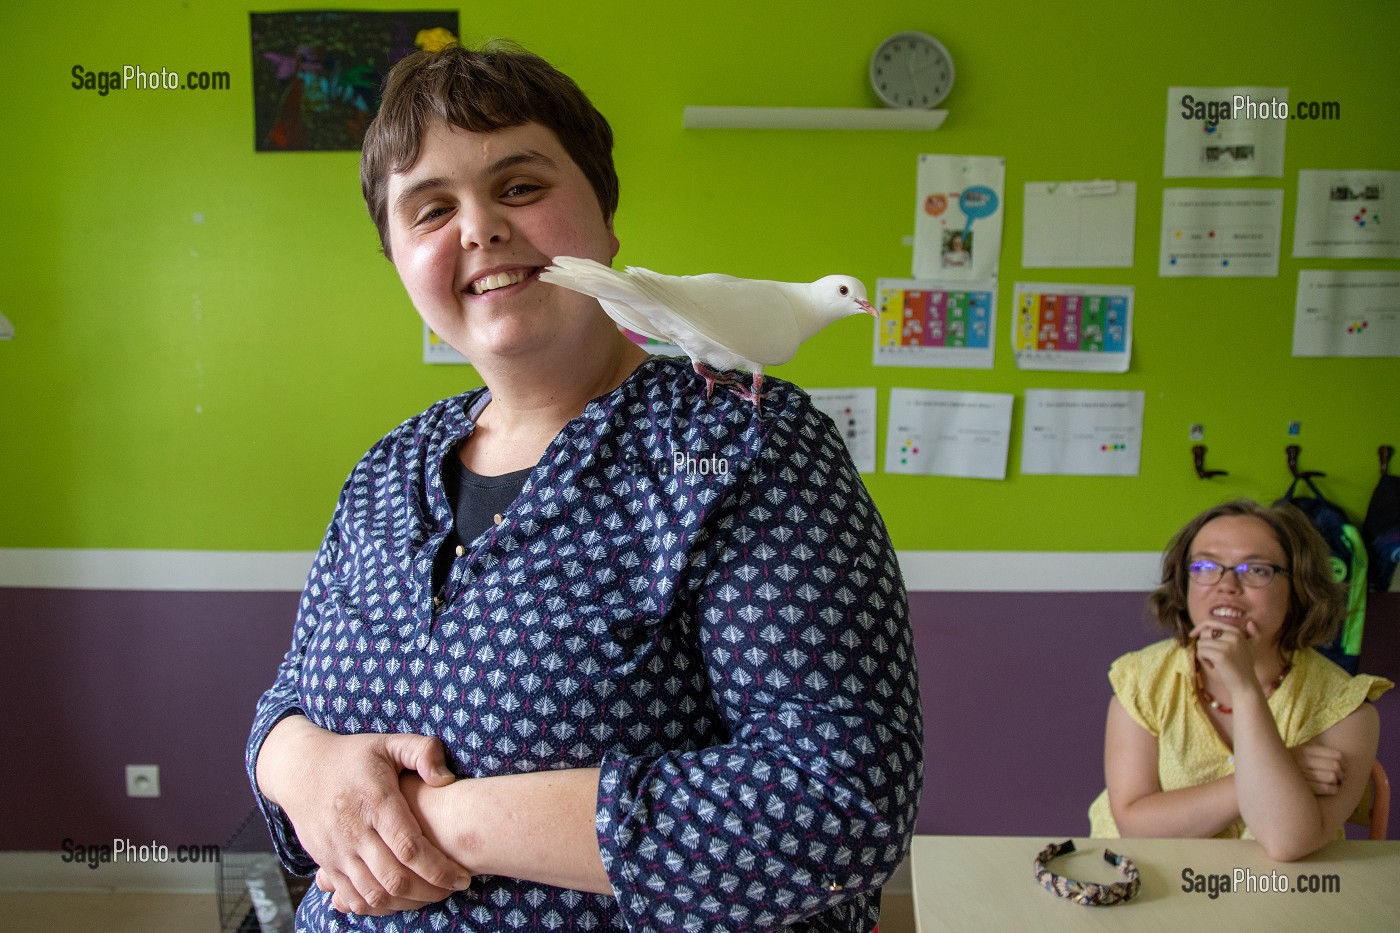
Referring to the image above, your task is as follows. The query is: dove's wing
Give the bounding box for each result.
[541,257,804,369]
[621,267,802,367]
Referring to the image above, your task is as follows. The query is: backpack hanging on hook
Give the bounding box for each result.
[1276,474,1368,674]
[1363,446,1399,592]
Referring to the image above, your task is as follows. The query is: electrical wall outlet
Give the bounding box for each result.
[126,764,160,797]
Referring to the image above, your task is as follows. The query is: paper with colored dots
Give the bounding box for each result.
[808,388,878,474]
[1293,170,1400,259]
[1021,389,1144,477]
[884,388,1013,479]
[1159,188,1283,277]
[1292,270,1400,358]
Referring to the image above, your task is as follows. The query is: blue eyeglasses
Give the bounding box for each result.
[1187,559,1291,587]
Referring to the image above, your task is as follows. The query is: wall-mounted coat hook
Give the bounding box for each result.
[1286,444,1326,480]
[1382,444,1394,478]
[1192,445,1227,479]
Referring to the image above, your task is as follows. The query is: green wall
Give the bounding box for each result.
[1,0,1396,552]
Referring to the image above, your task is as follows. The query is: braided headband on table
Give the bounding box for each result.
[1033,839,1140,906]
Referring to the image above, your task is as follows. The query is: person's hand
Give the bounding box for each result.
[1189,618,1260,695]
[257,717,471,916]
[1289,740,1345,796]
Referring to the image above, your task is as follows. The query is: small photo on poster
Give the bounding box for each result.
[913,155,1006,281]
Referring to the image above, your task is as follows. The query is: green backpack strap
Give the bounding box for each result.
[1337,523,1369,658]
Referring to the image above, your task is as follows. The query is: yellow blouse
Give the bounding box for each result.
[1088,639,1392,838]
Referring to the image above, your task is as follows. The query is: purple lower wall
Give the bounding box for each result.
[2,587,1397,850]
[0,587,298,851]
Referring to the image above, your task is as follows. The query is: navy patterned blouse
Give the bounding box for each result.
[247,356,923,932]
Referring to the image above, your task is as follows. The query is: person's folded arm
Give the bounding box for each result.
[1233,699,1378,861]
[1103,697,1243,838]
[401,767,612,895]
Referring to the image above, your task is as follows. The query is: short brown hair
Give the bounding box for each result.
[1147,499,1344,652]
[360,42,619,259]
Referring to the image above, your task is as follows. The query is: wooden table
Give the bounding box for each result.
[910,835,1400,931]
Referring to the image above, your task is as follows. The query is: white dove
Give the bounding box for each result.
[539,256,876,409]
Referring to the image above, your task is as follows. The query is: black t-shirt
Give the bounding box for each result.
[431,451,532,595]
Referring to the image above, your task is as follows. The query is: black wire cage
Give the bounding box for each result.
[218,808,312,933]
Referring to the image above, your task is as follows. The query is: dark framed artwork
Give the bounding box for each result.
[250,10,459,152]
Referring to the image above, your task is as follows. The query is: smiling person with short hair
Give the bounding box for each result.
[247,41,922,932]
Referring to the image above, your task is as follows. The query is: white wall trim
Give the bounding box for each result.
[0,851,216,893]
[0,549,317,592]
[898,550,1160,592]
[0,548,1161,593]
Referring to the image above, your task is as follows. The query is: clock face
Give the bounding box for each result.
[870,31,954,109]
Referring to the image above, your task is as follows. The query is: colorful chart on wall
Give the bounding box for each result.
[873,278,996,369]
[623,329,685,357]
[1011,283,1132,372]
[250,10,459,151]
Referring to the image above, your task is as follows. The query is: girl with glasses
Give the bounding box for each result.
[1088,499,1391,860]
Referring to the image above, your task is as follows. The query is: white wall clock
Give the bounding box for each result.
[870,31,955,109]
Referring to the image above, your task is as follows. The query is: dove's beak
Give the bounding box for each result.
[857,299,877,317]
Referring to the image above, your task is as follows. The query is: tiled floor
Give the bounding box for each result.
[0,890,914,932]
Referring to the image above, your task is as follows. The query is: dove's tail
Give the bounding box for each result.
[539,256,667,342]
[538,256,636,303]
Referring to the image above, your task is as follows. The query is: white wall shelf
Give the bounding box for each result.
[682,106,946,131]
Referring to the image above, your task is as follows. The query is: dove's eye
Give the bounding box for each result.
[839,285,850,297]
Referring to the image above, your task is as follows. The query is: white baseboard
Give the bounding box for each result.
[0,852,217,893]
[0,548,1161,593]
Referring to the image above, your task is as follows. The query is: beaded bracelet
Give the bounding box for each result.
[1033,839,1140,907]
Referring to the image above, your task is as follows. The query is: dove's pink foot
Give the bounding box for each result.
[693,361,742,399]
[727,372,766,412]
